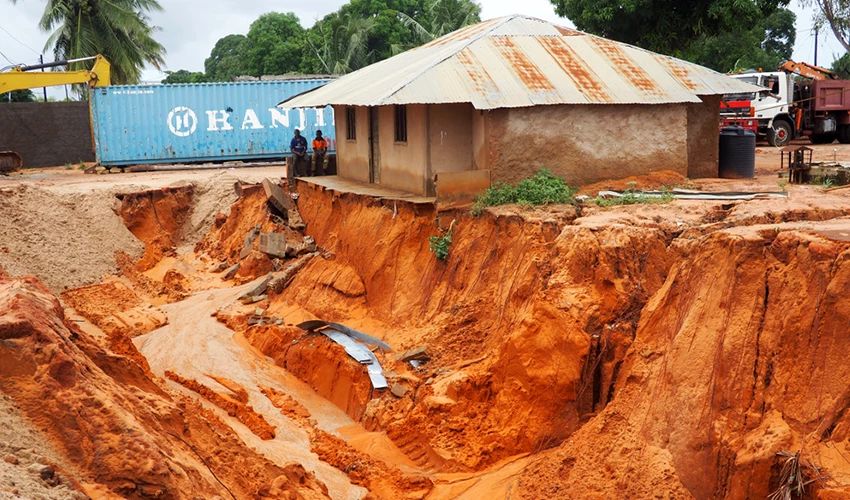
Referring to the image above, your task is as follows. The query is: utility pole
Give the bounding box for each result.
[814,27,819,67]
[39,54,47,102]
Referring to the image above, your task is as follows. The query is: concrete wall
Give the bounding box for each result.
[0,102,95,168]
[334,105,371,183]
[376,104,429,195]
[487,103,689,187]
[687,96,721,179]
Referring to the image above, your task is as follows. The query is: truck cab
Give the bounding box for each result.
[721,71,795,146]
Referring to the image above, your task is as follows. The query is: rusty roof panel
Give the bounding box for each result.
[535,36,610,103]
[281,15,761,110]
[588,37,664,98]
[491,37,555,92]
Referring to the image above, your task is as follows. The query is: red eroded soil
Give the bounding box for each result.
[118,186,194,271]
[311,428,434,499]
[0,275,328,499]
[281,183,672,469]
[515,224,850,499]
[216,183,672,471]
[165,370,277,440]
[196,184,278,263]
[243,325,374,421]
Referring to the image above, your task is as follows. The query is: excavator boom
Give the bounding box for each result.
[0,55,110,173]
[778,60,837,80]
[0,55,111,95]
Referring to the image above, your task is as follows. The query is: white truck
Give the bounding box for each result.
[720,61,846,147]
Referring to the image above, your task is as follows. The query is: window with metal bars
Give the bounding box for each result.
[394,105,407,143]
[346,107,356,141]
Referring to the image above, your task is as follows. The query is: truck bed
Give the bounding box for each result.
[812,79,850,112]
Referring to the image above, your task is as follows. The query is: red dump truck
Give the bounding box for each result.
[720,61,850,146]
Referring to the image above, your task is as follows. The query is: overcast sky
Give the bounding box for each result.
[0,0,835,95]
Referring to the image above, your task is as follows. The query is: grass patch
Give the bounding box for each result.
[471,169,575,216]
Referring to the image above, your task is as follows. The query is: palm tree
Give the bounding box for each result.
[309,14,375,75]
[393,0,482,54]
[9,0,166,85]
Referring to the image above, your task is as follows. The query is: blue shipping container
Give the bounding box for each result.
[90,79,335,166]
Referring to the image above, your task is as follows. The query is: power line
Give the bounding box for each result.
[0,47,16,65]
[0,24,39,56]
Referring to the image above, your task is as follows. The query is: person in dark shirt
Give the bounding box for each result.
[290,128,309,177]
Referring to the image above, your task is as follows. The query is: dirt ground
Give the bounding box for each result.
[3,144,850,499]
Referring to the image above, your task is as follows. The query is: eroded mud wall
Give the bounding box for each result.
[376,104,430,195]
[687,95,721,179]
[488,103,689,187]
[334,105,371,184]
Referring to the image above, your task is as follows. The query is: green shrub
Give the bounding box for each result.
[471,169,575,215]
[429,232,452,261]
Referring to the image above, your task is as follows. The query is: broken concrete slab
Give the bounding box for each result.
[223,263,241,280]
[262,178,306,229]
[268,253,317,293]
[238,294,268,305]
[234,182,263,198]
[258,232,288,259]
[254,307,265,316]
[240,273,272,298]
[213,262,229,272]
[398,345,432,362]
[391,383,409,398]
[263,178,291,213]
[292,236,317,256]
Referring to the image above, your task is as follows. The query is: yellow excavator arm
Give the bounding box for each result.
[778,60,837,80]
[0,55,111,94]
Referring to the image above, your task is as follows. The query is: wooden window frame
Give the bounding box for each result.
[346,107,357,141]
[394,105,407,143]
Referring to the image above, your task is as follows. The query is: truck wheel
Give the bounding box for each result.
[812,133,836,145]
[839,126,850,144]
[767,120,793,147]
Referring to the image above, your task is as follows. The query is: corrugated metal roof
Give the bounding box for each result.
[280,15,761,109]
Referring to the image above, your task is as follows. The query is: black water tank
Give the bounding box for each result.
[718,126,756,179]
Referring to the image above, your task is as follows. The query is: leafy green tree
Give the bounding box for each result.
[395,0,481,52]
[9,0,166,85]
[204,34,248,81]
[2,90,37,103]
[161,69,207,84]
[306,14,375,74]
[333,0,424,61]
[684,8,796,72]
[832,52,850,78]
[550,0,791,70]
[245,12,305,76]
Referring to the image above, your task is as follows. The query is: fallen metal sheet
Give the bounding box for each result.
[364,350,389,390]
[327,322,392,352]
[297,320,329,331]
[297,320,392,351]
[597,190,788,201]
[322,329,373,364]
[295,319,328,332]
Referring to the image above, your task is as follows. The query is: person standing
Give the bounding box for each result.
[312,130,328,176]
[290,128,309,177]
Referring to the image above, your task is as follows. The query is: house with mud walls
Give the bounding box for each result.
[281,15,758,198]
